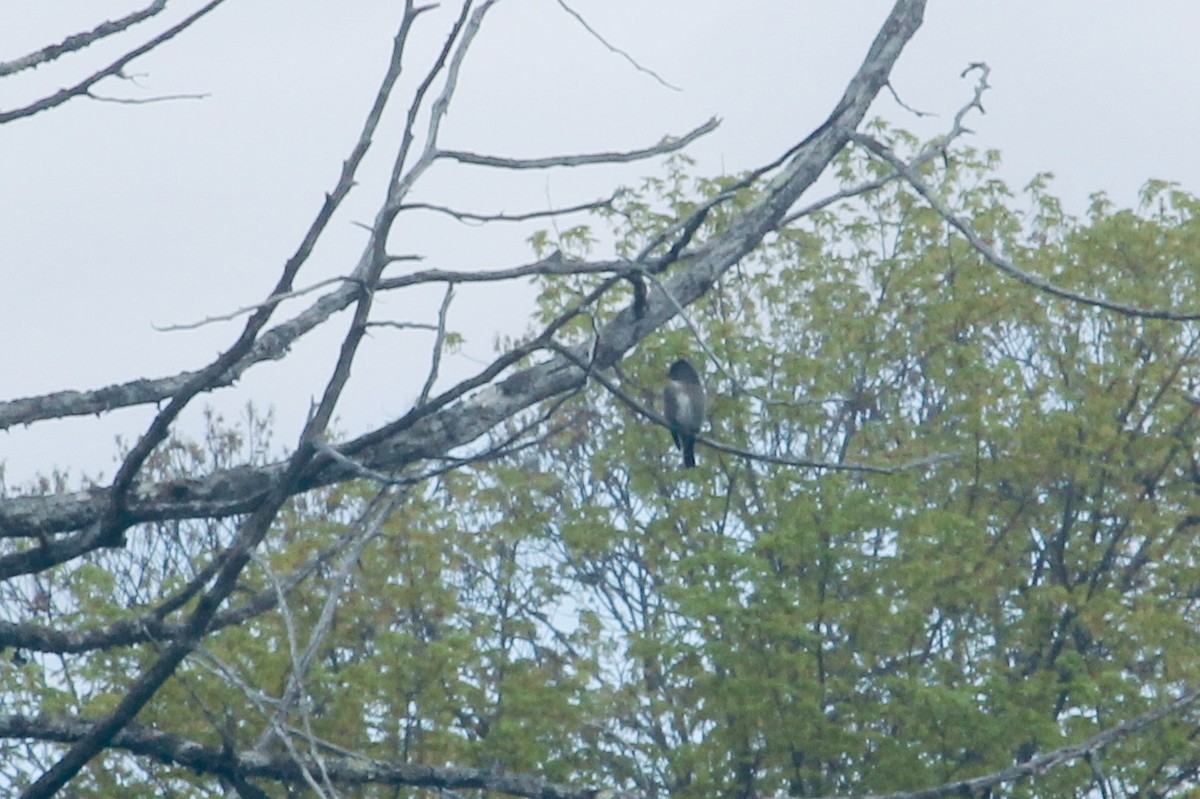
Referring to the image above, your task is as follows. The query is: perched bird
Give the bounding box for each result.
[663,358,706,468]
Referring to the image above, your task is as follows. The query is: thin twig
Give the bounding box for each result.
[810,683,1200,799]
[785,61,988,226]
[418,283,456,405]
[884,79,934,117]
[856,133,1200,321]
[313,443,402,485]
[554,0,682,92]
[254,488,401,756]
[253,557,338,797]
[89,90,211,105]
[155,277,359,331]
[367,320,439,332]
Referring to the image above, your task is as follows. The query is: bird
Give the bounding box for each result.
[663,358,706,468]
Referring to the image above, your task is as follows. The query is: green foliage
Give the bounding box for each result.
[503,126,1200,796]
[9,129,1200,797]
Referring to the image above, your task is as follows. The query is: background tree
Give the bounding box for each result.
[508,138,1200,798]
[5,1,1200,797]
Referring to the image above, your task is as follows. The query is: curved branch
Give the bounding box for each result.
[855,132,1200,321]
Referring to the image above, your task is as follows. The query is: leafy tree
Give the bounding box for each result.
[468,135,1200,798]
[6,2,1200,797]
[13,125,1200,798]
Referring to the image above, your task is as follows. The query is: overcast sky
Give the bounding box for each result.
[3,1,1200,485]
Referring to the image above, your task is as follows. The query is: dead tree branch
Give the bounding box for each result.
[0,0,229,124]
[0,0,169,78]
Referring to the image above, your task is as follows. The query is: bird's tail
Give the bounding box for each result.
[683,439,696,469]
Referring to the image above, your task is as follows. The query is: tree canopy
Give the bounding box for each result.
[5,1,1200,797]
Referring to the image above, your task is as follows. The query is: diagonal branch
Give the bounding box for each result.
[0,0,229,124]
[855,132,1200,321]
[554,0,681,92]
[0,259,666,433]
[17,4,436,794]
[0,0,169,78]
[0,516,371,655]
[0,0,929,547]
[812,683,1200,799]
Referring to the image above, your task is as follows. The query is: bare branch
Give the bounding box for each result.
[1,0,929,545]
[5,680,1196,797]
[810,683,1200,799]
[437,116,719,169]
[398,191,619,223]
[85,0,427,554]
[554,0,682,92]
[0,1,431,441]
[786,62,989,226]
[88,90,211,105]
[0,713,601,797]
[378,256,630,286]
[632,118,827,264]
[855,132,1200,321]
[703,439,957,475]
[381,0,493,211]
[0,257,627,432]
[155,276,360,332]
[418,284,456,405]
[310,443,402,485]
[254,489,402,753]
[18,4,436,793]
[367,320,440,332]
[0,0,230,124]
[0,0,169,78]
[0,515,372,655]
[884,79,934,117]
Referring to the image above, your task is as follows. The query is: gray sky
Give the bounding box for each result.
[3,1,1199,484]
